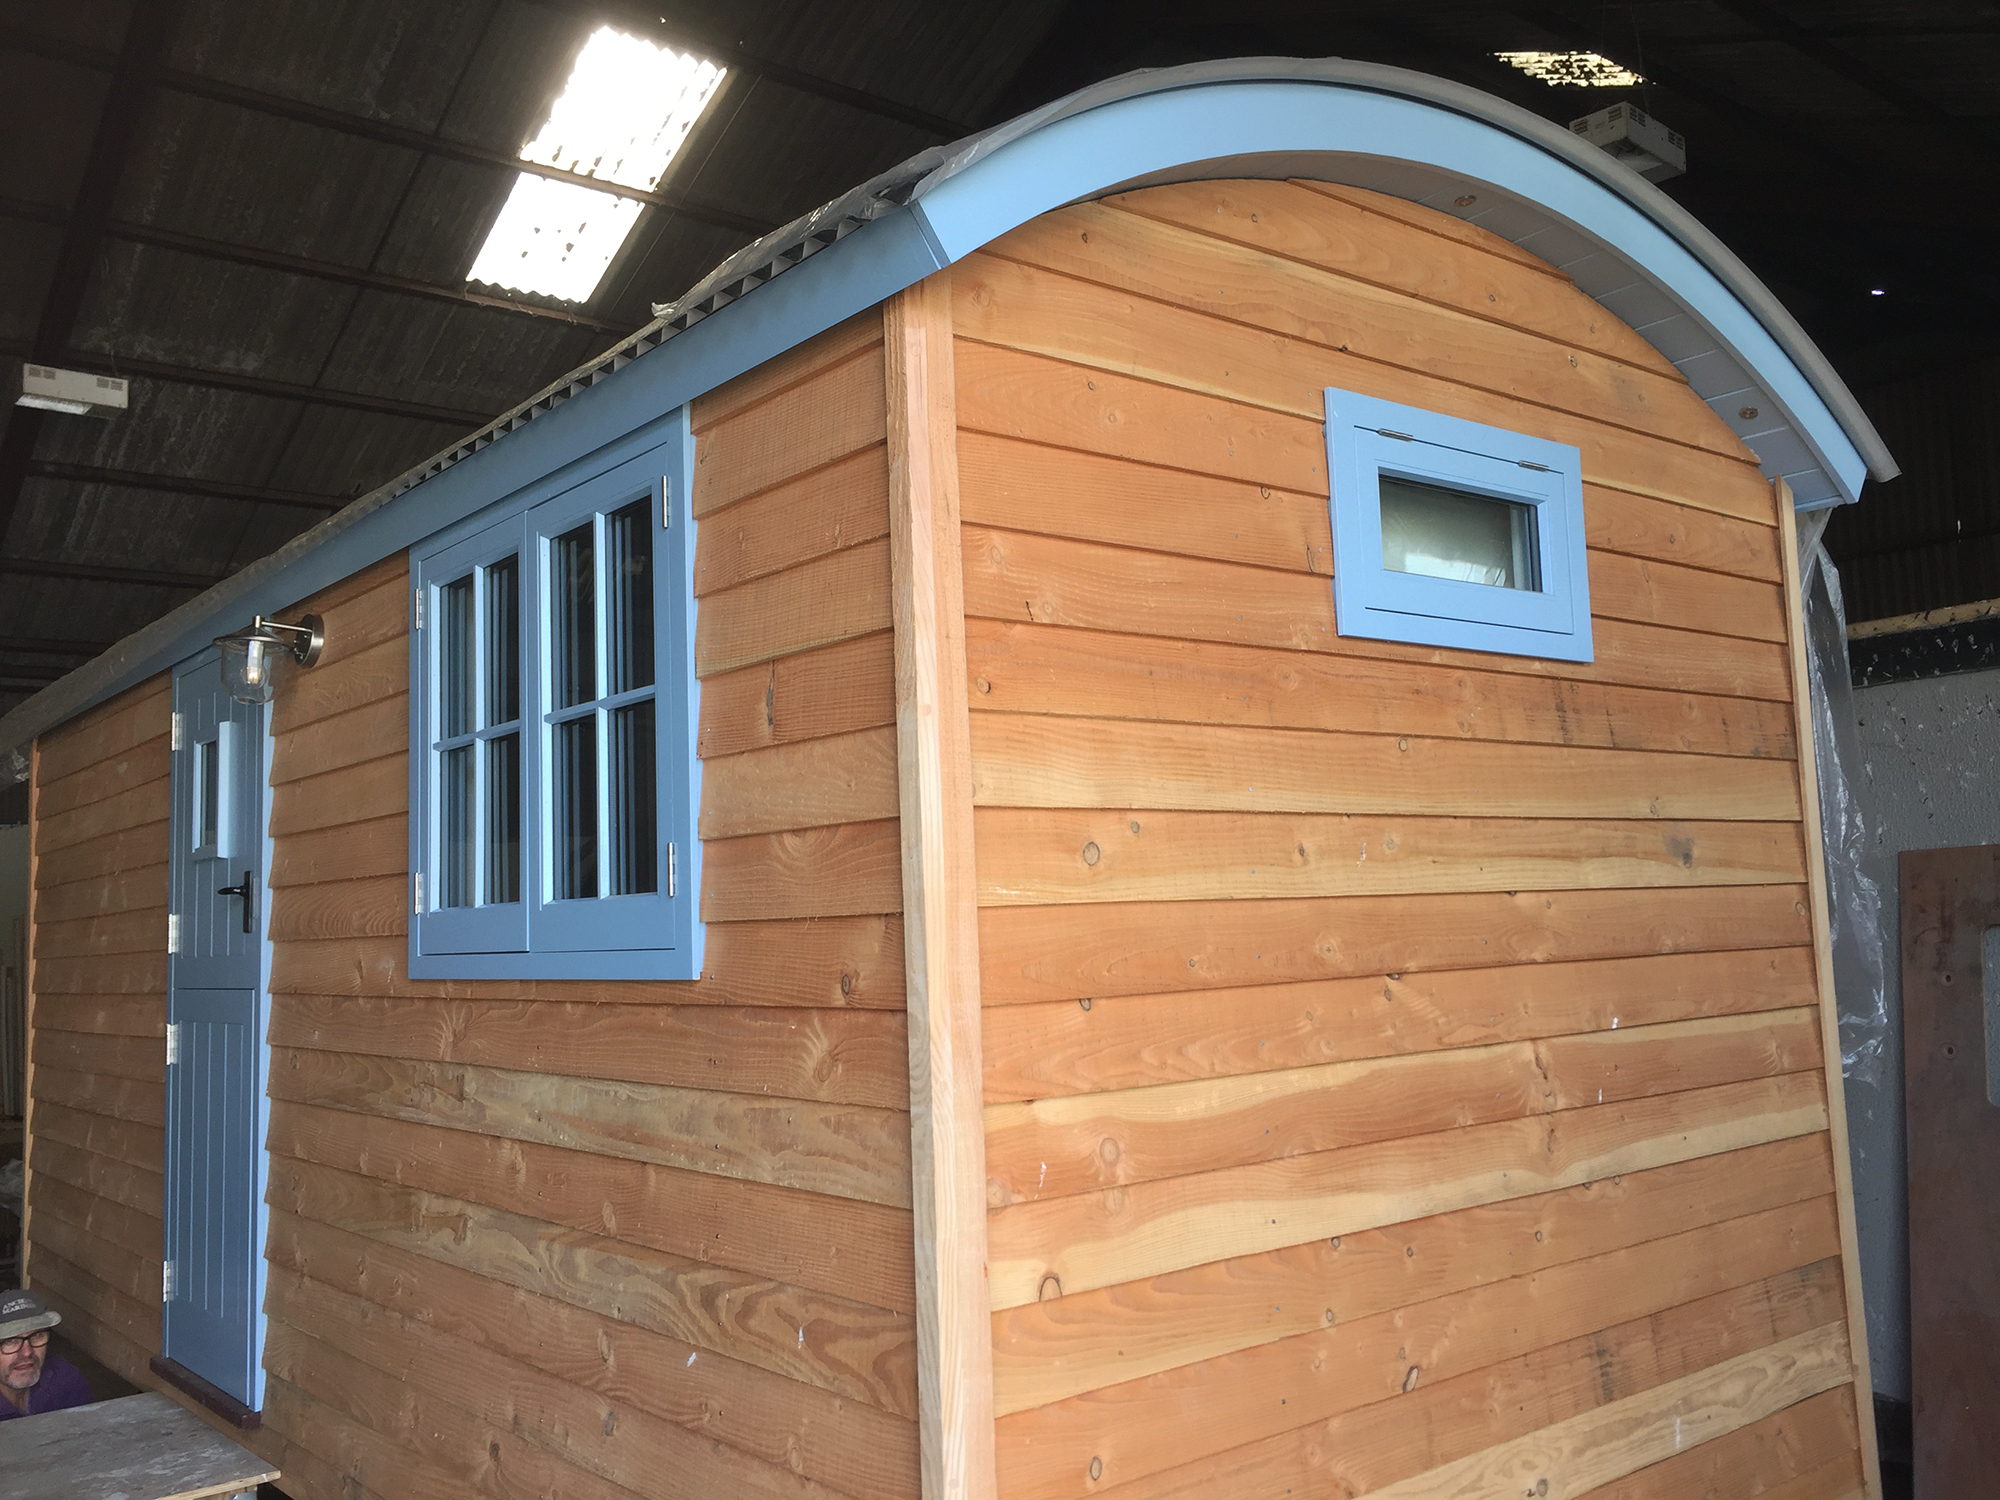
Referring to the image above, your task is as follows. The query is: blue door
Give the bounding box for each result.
[163,653,268,1408]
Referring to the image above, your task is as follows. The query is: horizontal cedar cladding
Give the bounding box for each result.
[254,311,920,1500]
[964,180,1864,1500]
[26,676,171,1386]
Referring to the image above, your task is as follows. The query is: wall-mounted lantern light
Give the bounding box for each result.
[213,615,323,704]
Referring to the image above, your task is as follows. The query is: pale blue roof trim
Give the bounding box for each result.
[905,62,1890,507]
[0,56,1889,759]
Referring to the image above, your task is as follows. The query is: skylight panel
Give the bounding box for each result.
[1495,51,1645,87]
[469,27,725,304]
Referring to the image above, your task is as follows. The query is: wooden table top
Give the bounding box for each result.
[0,1390,279,1500]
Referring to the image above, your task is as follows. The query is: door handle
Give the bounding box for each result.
[216,870,254,934]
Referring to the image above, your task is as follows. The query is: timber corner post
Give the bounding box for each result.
[885,274,999,1500]
[1776,477,1885,1500]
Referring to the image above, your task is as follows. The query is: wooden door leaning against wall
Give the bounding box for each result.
[1900,843,2000,1497]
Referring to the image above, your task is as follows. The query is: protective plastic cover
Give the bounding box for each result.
[1798,510,1889,1084]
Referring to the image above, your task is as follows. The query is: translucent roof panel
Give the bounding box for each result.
[468,27,725,303]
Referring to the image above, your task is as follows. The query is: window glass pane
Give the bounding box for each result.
[1379,476,1540,591]
[441,745,474,907]
[552,714,599,900]
[197,738,218,850]
[486,732,520,904]
[551,522,596,710]
[609,699,657,895]
[486,555,520,727]
[606,500,655,694]
[441,575,475,736]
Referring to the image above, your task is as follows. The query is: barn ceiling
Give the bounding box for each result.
[3,0,1996,720]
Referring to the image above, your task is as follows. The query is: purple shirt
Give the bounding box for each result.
[0,1353,95,1419]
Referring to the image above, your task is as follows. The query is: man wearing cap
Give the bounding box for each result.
[0,1289,94,1419]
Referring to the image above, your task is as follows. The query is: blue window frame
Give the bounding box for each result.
[1323,388,1593,662]
[410,412,700,979]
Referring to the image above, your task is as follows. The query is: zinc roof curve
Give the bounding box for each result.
[0,55,1892,762]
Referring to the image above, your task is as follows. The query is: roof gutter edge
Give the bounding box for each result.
[907,56,1898,487]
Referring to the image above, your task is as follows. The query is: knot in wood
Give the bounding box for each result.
[1082,841,1101,866]
[1089,1457,1104,1481]
[1038,1273,1063,1301]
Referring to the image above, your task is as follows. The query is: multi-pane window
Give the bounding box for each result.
[409,420,699,980]
[547,501,659,903]
[1323,386,1593,662]
[436,554,521,909]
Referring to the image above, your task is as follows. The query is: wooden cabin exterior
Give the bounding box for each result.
[8,63,1889,1500]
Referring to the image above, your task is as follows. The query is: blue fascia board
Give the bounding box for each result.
[912,80,1869,508]
[0,207,945,752]
[187,204,941,654]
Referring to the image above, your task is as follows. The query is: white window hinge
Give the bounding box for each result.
[658,476,672,530]
[412,871,423,914]
[667,842,677,899]
[162,1260,176,1302]
[165,1021,180,1065]
[166,913,179,955]
[413,586,423,630]
[1376,428,1416,442]
[1516,459,1552,472]
[171,711,184,751]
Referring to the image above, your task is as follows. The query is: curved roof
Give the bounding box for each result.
[0,56,1894,757]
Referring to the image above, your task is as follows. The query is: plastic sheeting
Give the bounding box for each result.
[1798,510,1890,1085]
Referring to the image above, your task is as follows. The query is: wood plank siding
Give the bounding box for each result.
[24,314,922,1500]
[24,678,170,1383]
[962,182,1872,1500]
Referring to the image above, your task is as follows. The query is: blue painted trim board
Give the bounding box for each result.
[1323,386,1594,663]
[910,80,1865,505]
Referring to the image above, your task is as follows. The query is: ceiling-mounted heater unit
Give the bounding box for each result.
[16,364,129,416]
[1570,102,1686,182]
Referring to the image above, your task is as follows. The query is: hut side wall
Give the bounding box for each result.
[960,181,1871,1499]
[24,313,921,1500]
[250,315,916,1500]
[23,676,171,1380]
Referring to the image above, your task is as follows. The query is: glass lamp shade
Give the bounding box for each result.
[213,614,323,704]
[216,630,280,705]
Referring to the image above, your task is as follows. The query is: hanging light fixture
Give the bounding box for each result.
[212,615,324,704]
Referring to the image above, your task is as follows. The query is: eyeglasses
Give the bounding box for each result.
[0,1330,50,1355]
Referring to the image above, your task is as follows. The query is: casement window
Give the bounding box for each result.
[1323,388,1593,662]
[409,417,700,979]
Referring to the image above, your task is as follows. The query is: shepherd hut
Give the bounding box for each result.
[8,58,1893,1500]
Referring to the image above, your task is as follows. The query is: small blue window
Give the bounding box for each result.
[409,410,700,980]
[1324,388,1592,662]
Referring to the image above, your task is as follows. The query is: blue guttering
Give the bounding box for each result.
[906,77,1873,509]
